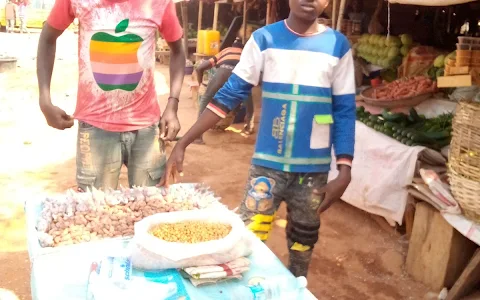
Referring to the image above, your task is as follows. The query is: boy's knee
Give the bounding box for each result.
[286,216,320,250]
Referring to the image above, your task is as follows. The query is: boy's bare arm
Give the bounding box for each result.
[37,23,73,130]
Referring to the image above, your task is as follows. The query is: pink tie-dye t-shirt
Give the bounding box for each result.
[47,0,183,132]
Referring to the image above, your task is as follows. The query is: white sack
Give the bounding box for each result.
[130,209,253,270]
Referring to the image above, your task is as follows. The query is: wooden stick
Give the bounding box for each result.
[336,0,346,31]
[198,1,203,32]
[266,0,271,25]
[181,1,188,54]
[332,0,337,29]
[242,0,247,43]
[213,2,219,31]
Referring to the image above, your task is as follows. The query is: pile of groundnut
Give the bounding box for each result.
[36,184,222,247]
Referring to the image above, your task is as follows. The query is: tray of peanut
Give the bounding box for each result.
[32,184,224,250]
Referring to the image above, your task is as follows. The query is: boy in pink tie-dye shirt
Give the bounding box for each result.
[37,0,185,191]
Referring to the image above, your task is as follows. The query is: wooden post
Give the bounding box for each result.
[181,1,188,55]
[332,0,337,29]
[406,202,478,291]
[242,0,247,43]
[336,0,346,31]
[197,1,203,32]
[266,0,271,25]
[213,2,219,31]
[446,249,480,300]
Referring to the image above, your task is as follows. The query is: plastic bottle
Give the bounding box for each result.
[231,276,307,300]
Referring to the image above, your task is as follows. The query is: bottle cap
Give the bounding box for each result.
[296,276,308,288]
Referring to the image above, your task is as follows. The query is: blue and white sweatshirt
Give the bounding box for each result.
[206,21,356,173]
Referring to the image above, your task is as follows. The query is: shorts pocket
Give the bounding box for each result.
[310,114,333,149]
[147,167,164,182]
[76,174,96,190]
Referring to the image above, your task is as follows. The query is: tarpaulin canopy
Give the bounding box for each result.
[388,0,476,6]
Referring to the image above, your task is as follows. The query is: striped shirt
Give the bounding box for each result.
[207,20,356,173]
[209,46,242,69]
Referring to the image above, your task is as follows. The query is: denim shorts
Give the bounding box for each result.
[76,121,166,191]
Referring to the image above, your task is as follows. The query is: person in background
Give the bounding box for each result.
[194,37,254,144]
[5,0,16,33]
[17,0,29,34]
[161,0,355,278]
[346,0,367,34]
[37,0,185,191]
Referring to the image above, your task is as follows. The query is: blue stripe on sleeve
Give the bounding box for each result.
[213,73,253,111]
[332,93,355,157]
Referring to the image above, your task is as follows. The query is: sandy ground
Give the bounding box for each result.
[0,32,430,300]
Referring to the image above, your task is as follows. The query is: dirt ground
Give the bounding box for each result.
[0,32,430,300]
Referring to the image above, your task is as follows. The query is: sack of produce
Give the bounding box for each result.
[130,209,253,270]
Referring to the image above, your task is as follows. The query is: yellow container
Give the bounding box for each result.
[196,30,207,54]
[203,30,221,55]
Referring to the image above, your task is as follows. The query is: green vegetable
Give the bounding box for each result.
[400,45,411,56]
[382,109,405,122]
[406,140,414,146]
[423,131,451,140]
[400,34,413,46]
[384,129,394,136]
[411,133,436,144]
[401,138,409,144]
[384,122,396,130]
[434,55,445,68]
[409,108,422,123]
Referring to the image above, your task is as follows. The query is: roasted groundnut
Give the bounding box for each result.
[150,221,231,243]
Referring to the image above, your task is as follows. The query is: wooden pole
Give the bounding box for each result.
[242,0,247,43]
[266,0,271,25]
[213,2,219,31]
[197,1,203,32]
[336,0,346,31]
[181,1,188,54]
[332,0,337,29]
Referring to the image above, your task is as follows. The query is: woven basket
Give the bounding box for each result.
[449,101,480,181]
[448,100,480,222]
[449,169,480,222]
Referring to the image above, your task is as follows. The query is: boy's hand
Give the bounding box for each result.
[158,144,185,187]
[160,98,181,141]
[40,102,74,130]
[316,167,351,214]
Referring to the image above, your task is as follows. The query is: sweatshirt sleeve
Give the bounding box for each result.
[331,34,356,166]
[207,34,264,118]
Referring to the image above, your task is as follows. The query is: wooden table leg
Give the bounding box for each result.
[446,248,480,300]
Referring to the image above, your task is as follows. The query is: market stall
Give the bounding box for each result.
[27,185,317,299]
[325,0,480,294]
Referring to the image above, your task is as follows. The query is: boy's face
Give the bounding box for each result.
[289,0,329,22]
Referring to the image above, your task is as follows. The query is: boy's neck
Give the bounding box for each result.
[285,15,320,35]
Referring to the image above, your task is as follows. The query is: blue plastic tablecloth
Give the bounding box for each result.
[26,198,317,300]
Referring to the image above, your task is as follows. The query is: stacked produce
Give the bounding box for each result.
[36,184,222,248]
[371,76,436,100]
[354,33,413,68]
[427,52,455,80]
[356,106,453,150]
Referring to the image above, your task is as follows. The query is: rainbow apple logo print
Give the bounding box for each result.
[90,19,144,91]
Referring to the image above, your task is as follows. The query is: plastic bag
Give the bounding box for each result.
[130,209,253,270]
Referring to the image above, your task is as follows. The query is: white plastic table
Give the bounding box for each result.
[26,198,317,300]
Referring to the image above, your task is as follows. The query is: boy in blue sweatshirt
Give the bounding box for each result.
[161,0,355,277]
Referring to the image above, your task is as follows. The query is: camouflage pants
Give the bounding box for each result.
[238,164,328,278]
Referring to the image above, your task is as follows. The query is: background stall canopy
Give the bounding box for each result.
[388,0,477,6]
